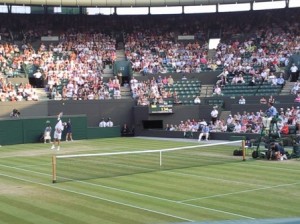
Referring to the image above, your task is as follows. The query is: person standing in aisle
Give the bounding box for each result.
[290,63,299,82]
[211,106,219,125]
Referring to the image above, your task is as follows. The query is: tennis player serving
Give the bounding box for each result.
[51,112,64,151]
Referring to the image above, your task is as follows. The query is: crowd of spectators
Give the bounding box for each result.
[124,9,300,100]
[0,76,38,101]
[122,8,300,78]
[132,75,182,106]
[165,105,300,137]
[0,30,118,100]
[38,31,118,100]
[124,31,208,75]
[1,11,300,145]
[0,13,121,101]
[1,9,300,103]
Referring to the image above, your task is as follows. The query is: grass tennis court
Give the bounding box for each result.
[1,137,300,224]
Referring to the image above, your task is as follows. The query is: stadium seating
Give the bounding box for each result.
[163,80,201,105]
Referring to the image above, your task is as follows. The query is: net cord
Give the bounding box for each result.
[56,140,243,159]
[52,140,244,183]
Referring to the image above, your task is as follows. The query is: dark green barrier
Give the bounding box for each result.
[22,115,87,143]
[0,119,23,145]
[87,126,121,139]
[0,116,121,145]
[0,115,88,145]
[229,136,246,141]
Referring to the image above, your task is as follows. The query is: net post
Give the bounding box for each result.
[159,151,162,166]
[242,140,246,161]
[52,155,57,183]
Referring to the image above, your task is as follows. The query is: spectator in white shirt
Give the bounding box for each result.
[268,72,277,86]
[113,88,121,99]
[194,96,201,104]
[226,114,234,125]
[211,107,219,125]
[233,121,242,133]
[99,118,107,127]
[106,118,114,127]
[32,92,39,101]
[290,63,299,82]
[291,81,300,95]
[238,96,246,104]
[212,85,222,96]
[276,73,285,88]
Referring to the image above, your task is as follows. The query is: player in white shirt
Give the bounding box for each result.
[51,113,64,151]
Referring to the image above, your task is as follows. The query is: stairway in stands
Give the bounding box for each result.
[207,49,216,60]
[7,77,49,100]
[115,41,132,99]
[102,48,126,77]
[200,84,214,97]
[116,49,126,61]
[279,81,293,95]
[34,88,49,100]
[219,110,231,121]
[120,86,131,99]
[102,64,114,78]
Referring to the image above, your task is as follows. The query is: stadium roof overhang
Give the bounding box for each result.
[0,0,287,7]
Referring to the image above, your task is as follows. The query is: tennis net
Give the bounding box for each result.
[52,140,246,183]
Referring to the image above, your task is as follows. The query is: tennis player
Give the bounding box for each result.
[51,113,64,151]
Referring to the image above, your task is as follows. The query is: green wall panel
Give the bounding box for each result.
[87,126,121,139]
[0,119,23,145]
[0,115,88,145]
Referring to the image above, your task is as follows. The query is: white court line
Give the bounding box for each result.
[0,173,194,222]
[1,163,255,220]
[163,170,268,187]
[180,181,300,202]
[8,162,267,188]
[13,163,50,168]
[232,162,300,172]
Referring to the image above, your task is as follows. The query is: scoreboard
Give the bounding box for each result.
[149,104,173,114]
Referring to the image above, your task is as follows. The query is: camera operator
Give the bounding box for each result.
[268,142,287,161]
[10,109,20,118]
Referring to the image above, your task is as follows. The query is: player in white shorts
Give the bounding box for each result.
[51,114,64,151]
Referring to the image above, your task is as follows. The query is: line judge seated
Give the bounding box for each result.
[106,118,114,127]
[99,118,107,127]
[121,123,134,137]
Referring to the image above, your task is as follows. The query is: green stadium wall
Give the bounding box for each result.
[0,119,24,145]
[87,126,121,139]
[0,115,120,145]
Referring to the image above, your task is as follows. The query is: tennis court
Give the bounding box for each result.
[1,137,300,224]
